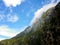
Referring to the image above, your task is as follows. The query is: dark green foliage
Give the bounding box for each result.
[41,2,60,45]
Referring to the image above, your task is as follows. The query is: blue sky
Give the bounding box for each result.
[0,0,59,40]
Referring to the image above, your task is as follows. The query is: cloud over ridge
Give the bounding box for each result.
[30,0,59,25]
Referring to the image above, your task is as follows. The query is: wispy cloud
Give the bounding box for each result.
[7,14,19,23]
[0,15,5,21]
[0,25,19,38]
[0,25,27,40]
[3,0,25,7]
[30,0,59,25]
[0,14,19,23]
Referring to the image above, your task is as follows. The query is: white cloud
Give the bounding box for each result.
[3,0,24,7]
[30,0,59,25]
[0,25,28,41]
[0,25,19,38]
[0,14,19,23]
[0,15,5,21]
[7,15,19,23]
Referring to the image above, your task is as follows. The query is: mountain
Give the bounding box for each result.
[0,2,60,45]
[13,26,32,38]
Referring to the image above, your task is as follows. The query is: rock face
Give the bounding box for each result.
[42,2,60,45]
[0,2,60,45]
